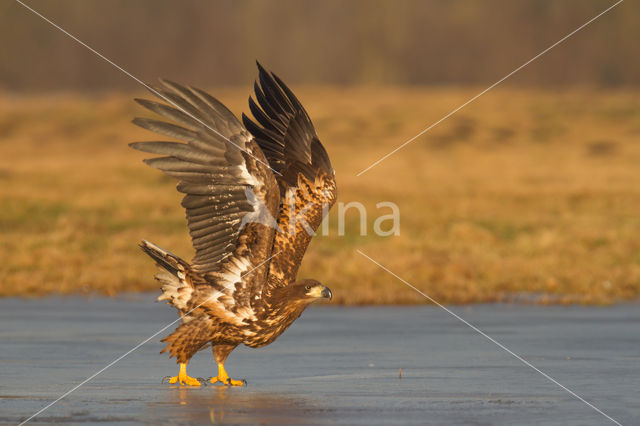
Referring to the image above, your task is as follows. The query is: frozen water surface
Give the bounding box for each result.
[1,295,638,425]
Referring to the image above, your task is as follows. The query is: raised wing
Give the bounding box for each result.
[242,64,337,291]
[131,80,280,312]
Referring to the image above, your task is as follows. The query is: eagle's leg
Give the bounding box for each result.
[209,344,245,386]
[165,362,201,386]
[211,363,245,386]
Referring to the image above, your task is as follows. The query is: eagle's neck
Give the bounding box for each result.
[244,295,310,348]
[265,297,308,323]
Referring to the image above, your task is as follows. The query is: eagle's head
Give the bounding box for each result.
[293,279,332,303]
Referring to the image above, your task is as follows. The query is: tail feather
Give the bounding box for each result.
[139,240,186,278]
[139,240,193,309]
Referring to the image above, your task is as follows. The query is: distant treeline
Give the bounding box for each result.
[1,0,637,92]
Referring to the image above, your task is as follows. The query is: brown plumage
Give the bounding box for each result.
[130,63,336,385]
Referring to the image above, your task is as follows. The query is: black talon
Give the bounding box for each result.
[161,376,172,384]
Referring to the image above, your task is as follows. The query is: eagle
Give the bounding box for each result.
[130,63,336,386]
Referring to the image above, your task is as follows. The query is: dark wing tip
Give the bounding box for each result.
[256,62,277,89]
[241,111,252,128]
[131,116,145,127]
[158,78,185,92]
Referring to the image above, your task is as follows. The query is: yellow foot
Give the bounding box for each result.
[208,376,245,386]
[208,363,246,386]
[162,362,202,386]
[163,375,202,386]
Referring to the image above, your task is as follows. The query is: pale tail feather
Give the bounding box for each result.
[139,240,193,310]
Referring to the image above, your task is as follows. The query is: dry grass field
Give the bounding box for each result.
[2,87,640,304]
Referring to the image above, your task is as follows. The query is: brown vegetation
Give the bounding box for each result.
[2,87,640,304]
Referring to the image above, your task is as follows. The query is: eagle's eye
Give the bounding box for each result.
[305,284,312,290]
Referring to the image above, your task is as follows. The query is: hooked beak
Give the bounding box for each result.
[306,285,333,301]
[321,287,332,301]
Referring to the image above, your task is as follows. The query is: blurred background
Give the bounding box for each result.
[1,0,639,304]
[1,0,639,92]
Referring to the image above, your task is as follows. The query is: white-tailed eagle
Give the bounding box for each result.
[130,63,336,386]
